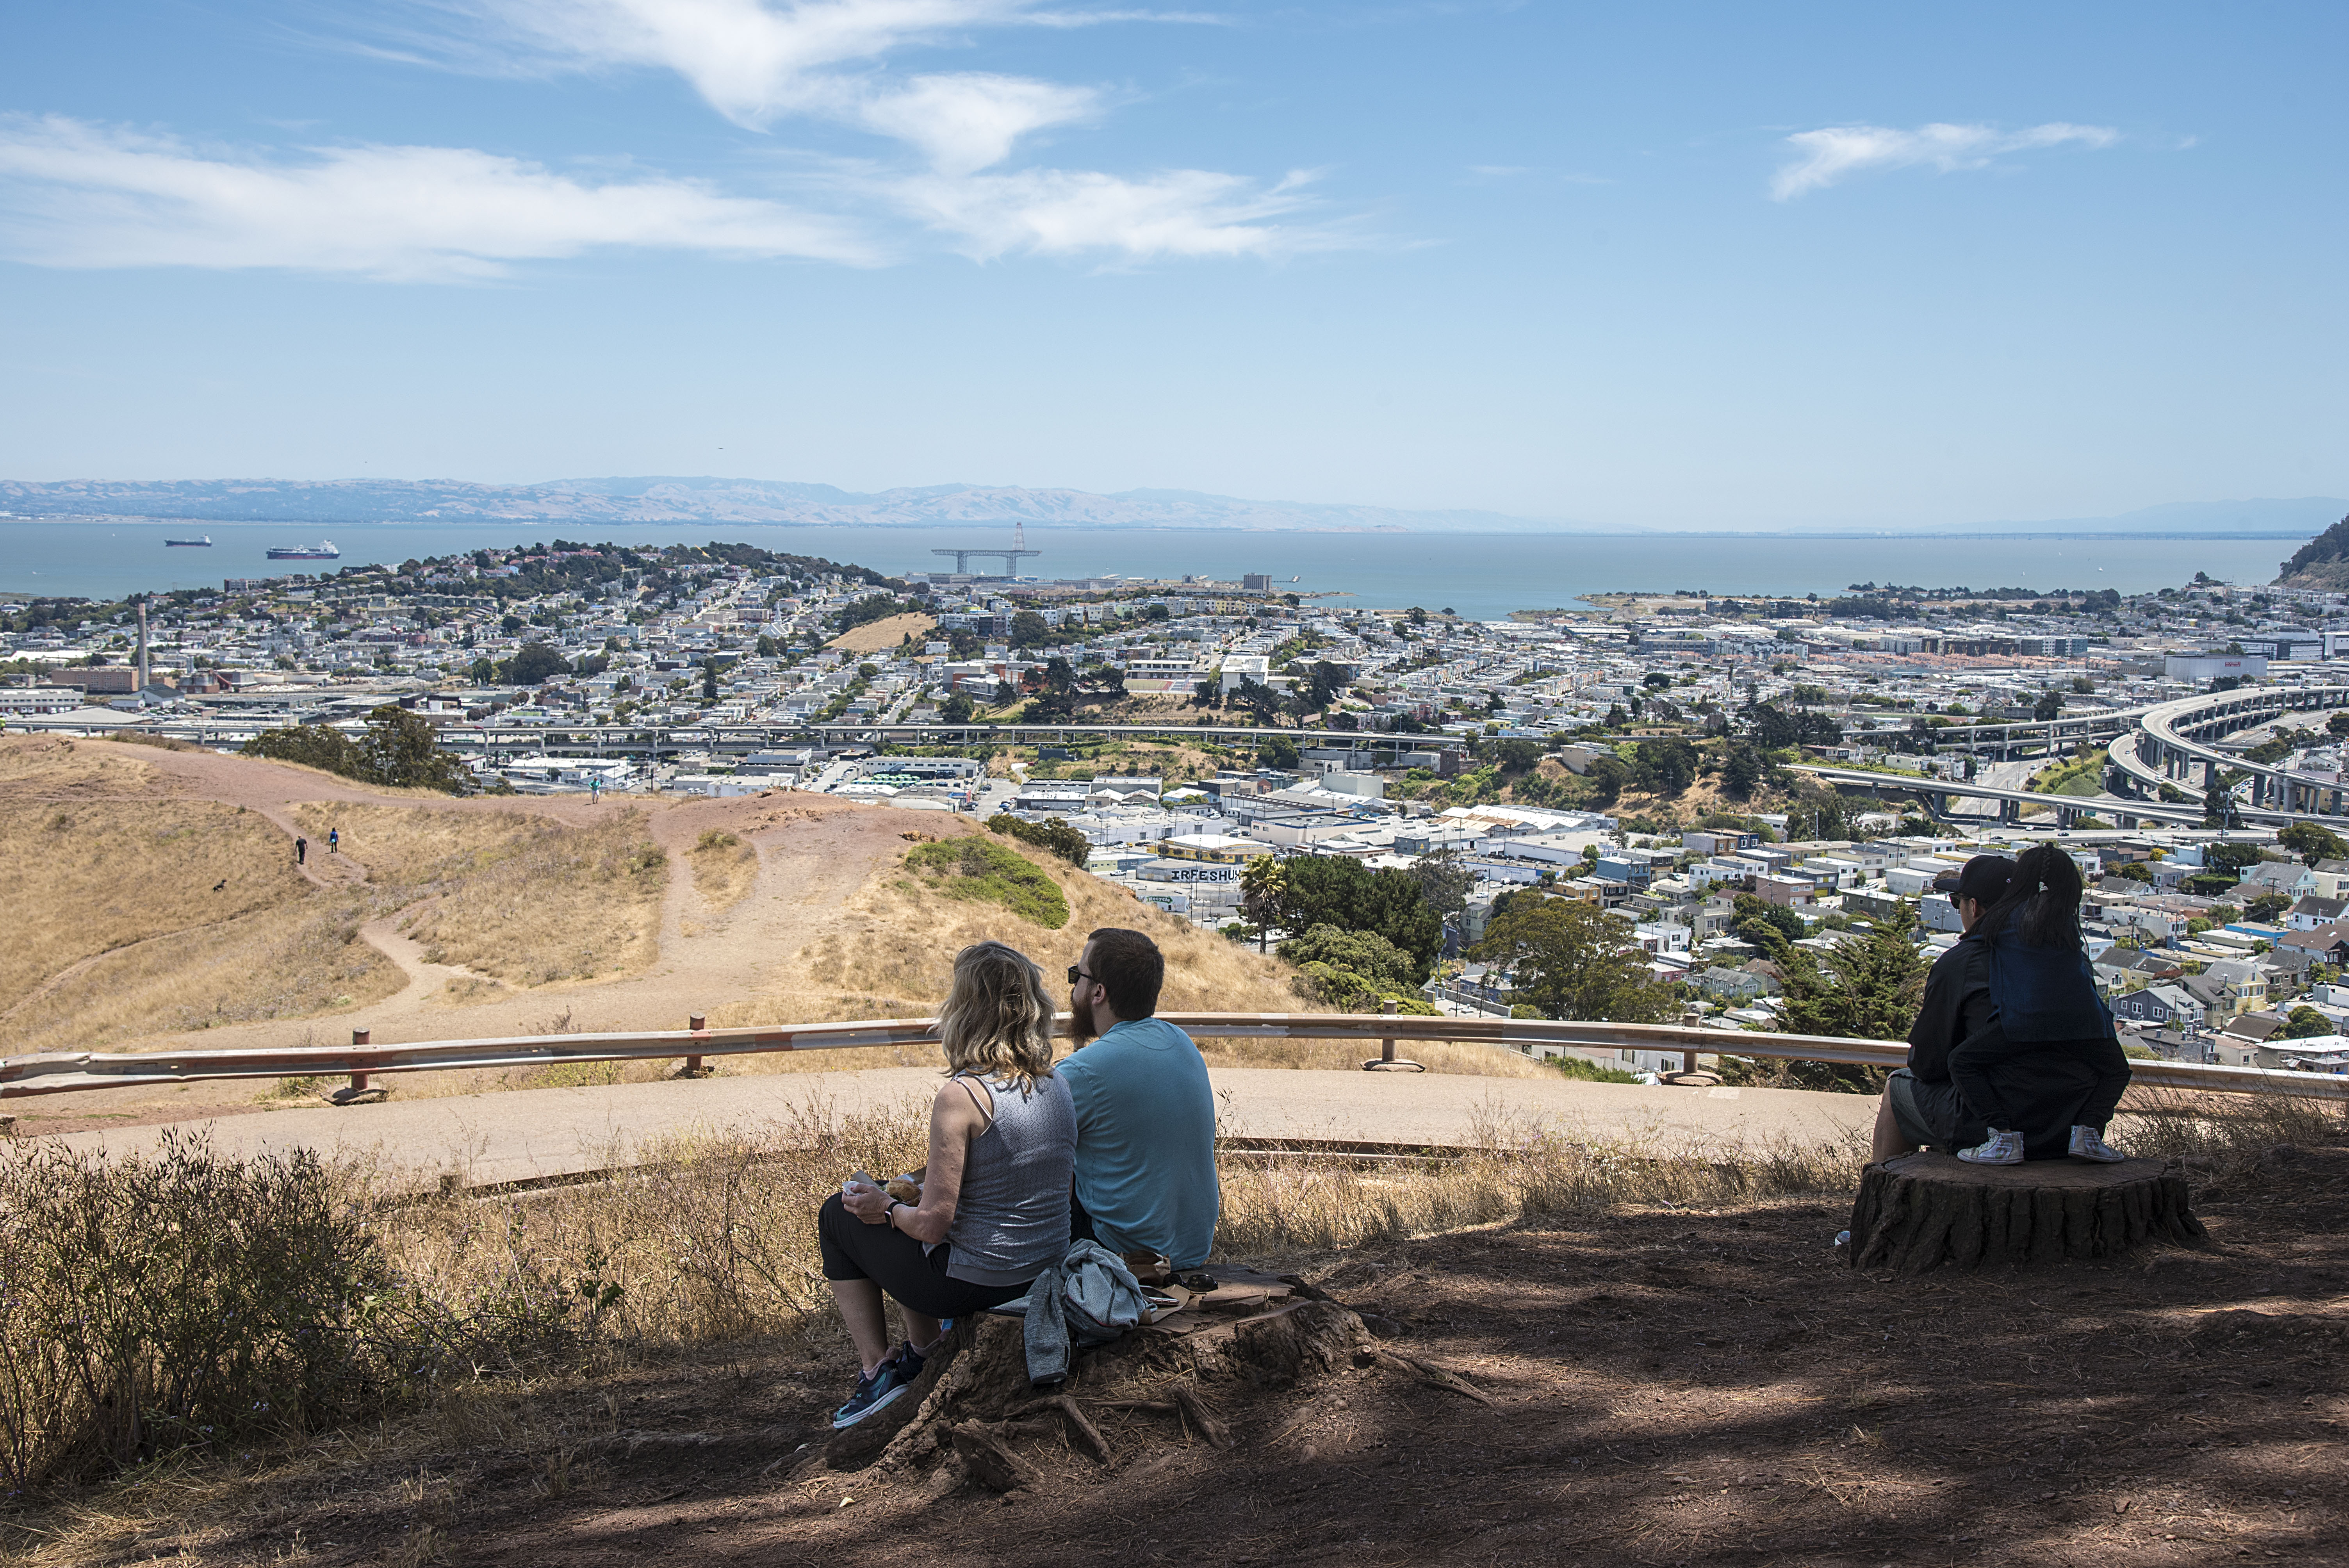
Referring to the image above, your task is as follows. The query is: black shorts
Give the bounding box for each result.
[816,1194,1035,1320]
[1886,1067,1989,1155]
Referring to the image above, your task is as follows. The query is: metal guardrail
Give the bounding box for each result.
[2,1012,2342,1101]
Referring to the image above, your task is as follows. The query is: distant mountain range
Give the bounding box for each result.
[0,476,2340,537]
[0,476,1554,533]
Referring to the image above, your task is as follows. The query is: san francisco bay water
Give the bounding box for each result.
[0,519,2300,621]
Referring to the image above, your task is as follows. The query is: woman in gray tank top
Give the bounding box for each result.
[819,941,1075,1428]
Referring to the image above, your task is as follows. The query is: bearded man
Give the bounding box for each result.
[1057,926,1219,1269]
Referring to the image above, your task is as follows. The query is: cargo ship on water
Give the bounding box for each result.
[164,534,212,546]
[266,541,340,560]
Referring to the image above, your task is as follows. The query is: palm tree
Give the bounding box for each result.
[1240,855,1287,953]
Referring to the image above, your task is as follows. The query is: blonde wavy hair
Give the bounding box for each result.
[936,941,1057,1087]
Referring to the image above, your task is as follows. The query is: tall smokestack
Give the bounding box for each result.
[136,600,149,693]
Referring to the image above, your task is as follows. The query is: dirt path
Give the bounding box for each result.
[24,742,934,1053]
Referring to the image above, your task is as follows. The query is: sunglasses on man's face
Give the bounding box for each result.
[1066,966,1097,987]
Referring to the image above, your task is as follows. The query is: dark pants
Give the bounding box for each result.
[816,1194,1031,1320]
[1949,1033,2132,1135]
[1068,1181,1098,1246]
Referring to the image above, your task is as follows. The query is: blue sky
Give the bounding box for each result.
[0,1,2341,528]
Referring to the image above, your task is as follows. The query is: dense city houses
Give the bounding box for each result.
[10,542,2349,1077]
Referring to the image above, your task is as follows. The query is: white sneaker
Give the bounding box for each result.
[1956,1129,2025,1165]
[2068,1125,2125,1163]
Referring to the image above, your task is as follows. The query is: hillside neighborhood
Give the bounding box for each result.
[11,539,2349,1073]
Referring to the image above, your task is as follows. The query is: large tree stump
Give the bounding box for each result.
[825,1271,1388,1482]
[1846,1152,2205,1273]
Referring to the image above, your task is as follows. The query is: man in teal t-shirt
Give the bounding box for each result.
[1058,927,1219,1268]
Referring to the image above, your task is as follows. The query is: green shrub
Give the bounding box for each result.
[1545,1053,1645,1084]
[0,1131,568,1490]
[986,812,1090,866]
[1279,923,1420,993]
[1288,959,1437,1014]
[905,836,1070,928]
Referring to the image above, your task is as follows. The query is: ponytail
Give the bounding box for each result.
[1977,842,2085,949]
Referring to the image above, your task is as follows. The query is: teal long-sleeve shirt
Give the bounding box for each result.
[1055,1016,1219,1267]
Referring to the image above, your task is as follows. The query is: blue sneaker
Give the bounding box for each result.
[831,1356,917,1429]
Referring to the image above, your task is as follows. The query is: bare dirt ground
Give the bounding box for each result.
[827,613,936,654]
[41,1142,2345,1568]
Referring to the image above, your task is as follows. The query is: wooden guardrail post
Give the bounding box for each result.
[1363,998,1426,1073]
[325,1028,389,1106]
[679,1014,713,1078]
[1657,1014,1718,1087]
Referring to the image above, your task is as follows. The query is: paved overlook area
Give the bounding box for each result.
[57,1067,1875,1188]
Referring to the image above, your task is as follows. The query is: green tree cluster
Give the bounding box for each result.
[2280,1005,2336,1040]
[501,641,568,685]
[1469,894,1671,1023]
[2279,821,2349,866]
[837,593,923,632]
[1275,855,1442,982]
[242,705,472,793]
[1740,700,1843,751]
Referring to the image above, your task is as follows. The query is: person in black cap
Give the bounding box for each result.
[1873,844,2130,1165]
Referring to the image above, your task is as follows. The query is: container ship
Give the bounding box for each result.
[164,535,212,547]
[266,541,340,560]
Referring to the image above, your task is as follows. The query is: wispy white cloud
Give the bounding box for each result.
[449,0,1147,159]
[420,2,1257,188]
[1771,121,2119,200]
[0,116,876,279]
[0,3,1356,280]
[457,0,1033,127]
[891,164,1332,259]
[854,72,1100,175]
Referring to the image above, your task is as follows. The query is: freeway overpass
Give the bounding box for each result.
[2109,684,2349,816]
[1789,764,2219,829]
[1840,703,2155,759]
[1797,755,2349,832]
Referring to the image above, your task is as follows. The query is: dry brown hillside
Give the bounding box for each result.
[0,737,1541,1123]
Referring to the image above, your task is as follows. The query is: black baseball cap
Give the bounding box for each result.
[1932,854,2016,905]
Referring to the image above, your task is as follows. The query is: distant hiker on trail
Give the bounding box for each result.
[328,826,339,855]
[820,941,1075,1429]
[1875,848,2130,1168]
[1059,927,1219,1271]
[294,836,306,866]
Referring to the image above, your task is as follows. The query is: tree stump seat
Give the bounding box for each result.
[1846,1151,2205,1274]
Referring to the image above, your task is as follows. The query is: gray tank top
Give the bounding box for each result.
[942,1070,1077,1287]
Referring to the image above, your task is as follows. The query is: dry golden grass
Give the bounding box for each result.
[1,891,404,1050]
[826,611,936,653]
[360,1101,1881,1354]
[291,803,668,987]
[0,736,156,798]
[0,800,406,1050]
[687,828,757,912]
[0,801,301,998]
[710,828,1308,1024]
